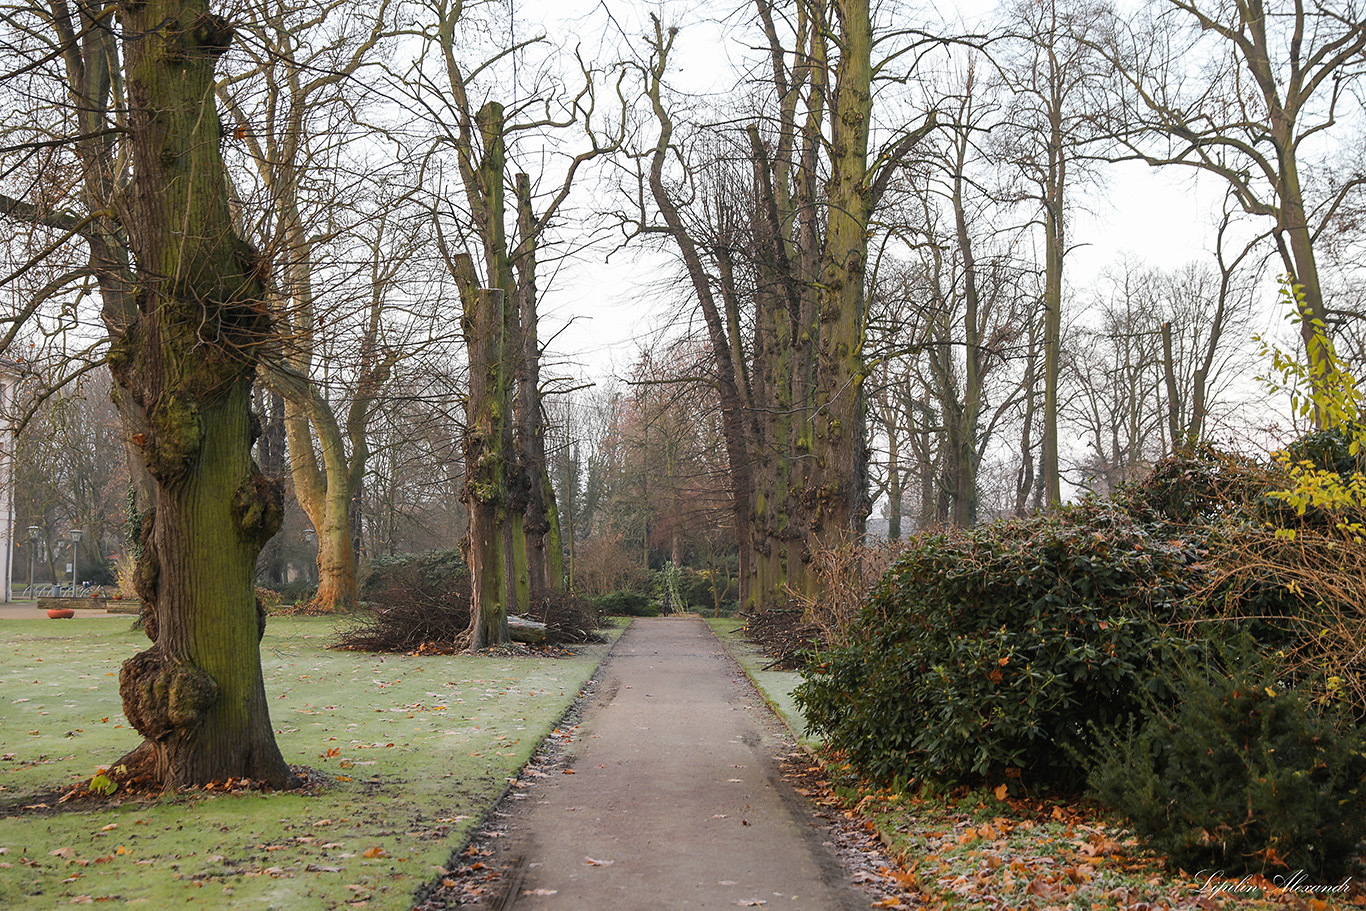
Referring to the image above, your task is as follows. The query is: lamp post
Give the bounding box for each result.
[26,526,38,597]
[69,528,83,594]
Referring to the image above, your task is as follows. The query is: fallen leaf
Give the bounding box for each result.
[584,856,614,866]
[49,847,75,858]
[735,901,767,907]
[994,783,1008,801]
[361,847,387,859]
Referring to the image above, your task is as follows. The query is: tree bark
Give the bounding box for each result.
[458,260,510,650]
[514,173,565,597]
[808,0,874,546]
[107,0,291,789]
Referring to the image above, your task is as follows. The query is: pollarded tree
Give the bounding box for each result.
[109,0,295,789]
[1,0,296,789]
[403,0,620,645]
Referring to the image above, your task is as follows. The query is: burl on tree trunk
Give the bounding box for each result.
[103,0,294,789]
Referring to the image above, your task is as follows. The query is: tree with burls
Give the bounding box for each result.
[106,0,293,788]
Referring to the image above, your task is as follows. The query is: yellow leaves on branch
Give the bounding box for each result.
[1259,279,1366,542]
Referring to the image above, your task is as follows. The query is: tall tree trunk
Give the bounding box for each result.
[808,0,873,547]
[514,173,565,596]
[108,0,291,789]
[458,261,510,650]
[1040,104,1066,507]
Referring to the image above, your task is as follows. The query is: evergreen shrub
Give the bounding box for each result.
[794,503,1202,789]
[362,549,468,598]
[592,590,658,617]
[1090,640,1366,879]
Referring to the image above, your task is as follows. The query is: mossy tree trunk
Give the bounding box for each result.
[456,253,510,650]
[807,0,873,550]
[514,174,565,597]
[642,1,932,612]
[106,0,291,789]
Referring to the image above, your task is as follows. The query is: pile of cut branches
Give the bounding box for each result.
[742,607,823,670]
[333,579,601,653]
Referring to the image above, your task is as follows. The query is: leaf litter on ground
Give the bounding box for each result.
[710,617,1366,911]
[817,769,1366,911]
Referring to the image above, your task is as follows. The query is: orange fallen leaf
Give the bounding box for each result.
[362,847,387,859]
[994,783,1008,801]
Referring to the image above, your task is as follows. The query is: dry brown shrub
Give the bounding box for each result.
[573,533,649,596]
[1192,524,1366,717]
[791,534,913,648]
[746,533,915,667]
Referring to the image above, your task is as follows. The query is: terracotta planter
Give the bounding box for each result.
[46,608,75,619]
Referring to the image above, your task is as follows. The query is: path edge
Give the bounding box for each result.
[410,620,634,909]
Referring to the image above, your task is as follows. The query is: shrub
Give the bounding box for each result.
[258,580,318,607]
[1091,640,1366,880]
[524,592,603,643]
[574,535,649,595]
[335,584,600,652]
[592,590,658,617]
[362,549,467,598]
[794,503,1202,790]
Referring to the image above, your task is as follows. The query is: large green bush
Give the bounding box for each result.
[592,590,658,617]
[794,504,1202,789]
[1091,641,1366,879]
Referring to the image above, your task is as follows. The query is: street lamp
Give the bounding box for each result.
[26,526,38,596]
[69,528,82,594]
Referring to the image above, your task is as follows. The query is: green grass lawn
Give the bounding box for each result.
[706,618,816,747]
[0,616,613,910]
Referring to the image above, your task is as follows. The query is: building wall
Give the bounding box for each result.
[0,373,13,601]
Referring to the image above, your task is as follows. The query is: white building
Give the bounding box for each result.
[0,360,19,601]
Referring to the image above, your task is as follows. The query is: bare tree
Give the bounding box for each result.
[636,0,936,610]
[403,0,621,644]
[1102,0,1366,407]
[215,0,432,613]
[995,0,1112,506]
